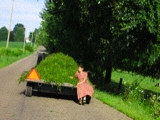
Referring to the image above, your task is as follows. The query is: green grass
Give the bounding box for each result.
[111,70,159,93]
[0,41,35,68]
[0,41,30,48]
[94,89,154,120]
[93,70,160,120]
[0,51,32,68]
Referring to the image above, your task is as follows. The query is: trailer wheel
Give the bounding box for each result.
[25,86,32,97]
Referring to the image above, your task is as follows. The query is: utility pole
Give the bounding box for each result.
[23,27,26,53]
[6,0,14,49]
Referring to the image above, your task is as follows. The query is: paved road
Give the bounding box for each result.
[0,46,132,120]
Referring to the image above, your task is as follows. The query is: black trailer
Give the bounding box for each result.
[25,79,77,97]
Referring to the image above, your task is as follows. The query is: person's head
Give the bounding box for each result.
[78,64,84,72]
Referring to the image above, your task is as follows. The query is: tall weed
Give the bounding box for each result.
[122,80,160,119]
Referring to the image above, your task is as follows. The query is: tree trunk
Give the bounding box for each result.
[105,64,112,84]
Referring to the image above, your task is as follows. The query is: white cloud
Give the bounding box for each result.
[0,0,45,37]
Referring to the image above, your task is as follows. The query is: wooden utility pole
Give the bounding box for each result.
[6,0,14,49]
[23,27,26,53]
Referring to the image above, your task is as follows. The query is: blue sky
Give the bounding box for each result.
[0,0,45,37]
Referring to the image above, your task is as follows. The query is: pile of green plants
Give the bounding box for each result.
[19,53,78,86]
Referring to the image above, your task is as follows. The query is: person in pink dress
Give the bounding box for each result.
[71,64,94,105]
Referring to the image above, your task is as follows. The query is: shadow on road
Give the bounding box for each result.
[19,90,91,105]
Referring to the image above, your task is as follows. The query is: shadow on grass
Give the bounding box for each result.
[91,74,160,100]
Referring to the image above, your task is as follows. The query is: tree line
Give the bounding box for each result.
[37,0,160,85]
[0,23,38,43]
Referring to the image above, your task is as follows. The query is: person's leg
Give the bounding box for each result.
[79,98,82,105]
[82,96,86,104]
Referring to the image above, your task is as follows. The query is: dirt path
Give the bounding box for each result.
[0,46,132,120]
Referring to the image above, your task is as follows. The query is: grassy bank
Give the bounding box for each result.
[94,70,160,120]
[0,41,35,68]
[94,89,153,120]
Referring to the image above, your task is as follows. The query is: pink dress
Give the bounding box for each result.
[75,71,94,99]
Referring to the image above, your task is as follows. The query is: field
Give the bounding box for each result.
[0,41,33,48]
[0,41,35,68]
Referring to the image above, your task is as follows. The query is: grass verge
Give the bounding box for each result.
[93,70,160,120]
[94,89,154,120]
[0,41,36,68]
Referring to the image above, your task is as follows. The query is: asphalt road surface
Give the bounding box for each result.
[0,46,132,120]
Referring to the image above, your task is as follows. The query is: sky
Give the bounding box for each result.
[0,0,45,37]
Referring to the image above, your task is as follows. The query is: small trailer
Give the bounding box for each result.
[25,79,77,97]
[24,50,91,103]
[25,51,77,97]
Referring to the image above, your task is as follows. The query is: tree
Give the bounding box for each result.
[39,0,160,85]
[13,23,25,42]
[0,27,8,41]
[29,28,39,46]
[110,0,160,78]
[36,26,48,45]
[9,31,14,41]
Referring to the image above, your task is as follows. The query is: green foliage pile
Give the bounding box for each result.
[36,53,78,86]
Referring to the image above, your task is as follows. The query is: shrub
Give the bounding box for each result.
[25,45,34,52]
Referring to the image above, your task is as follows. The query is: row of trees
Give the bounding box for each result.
[37,0,160,84]
[0,24,25,42]
[0,23,38,43]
